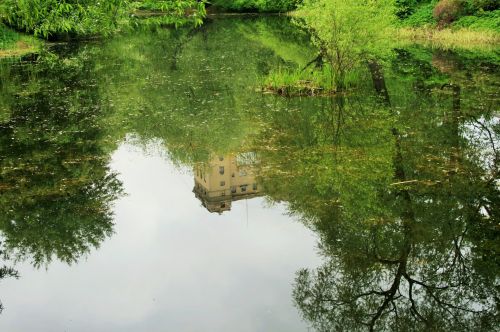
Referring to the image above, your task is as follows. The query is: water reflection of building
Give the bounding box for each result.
[193,153,261,213]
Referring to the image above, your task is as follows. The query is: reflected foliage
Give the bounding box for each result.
[0,50,123,267]
[96,17,309,164]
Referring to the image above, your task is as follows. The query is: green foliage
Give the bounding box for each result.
[396,0,421,18]
[453,9,500,31]
[210,0,300,12]
[0,0,209,39]
[400,1,437,26]
[0,0,129,39]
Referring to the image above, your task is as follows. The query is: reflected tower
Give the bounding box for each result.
[193,153,261,213]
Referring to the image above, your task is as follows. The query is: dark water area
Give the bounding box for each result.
[0,17,499,331]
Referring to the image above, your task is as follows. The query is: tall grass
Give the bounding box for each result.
[398,26,500,49]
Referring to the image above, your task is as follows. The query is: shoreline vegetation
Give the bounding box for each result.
[1,2,499,47]
[284,10,500,50]
[266,0,499,95]
[1,17,497,59]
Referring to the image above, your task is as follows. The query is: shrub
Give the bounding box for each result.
[396,0,420,18]
[467,0,499,11]
[433,0,464,26]
[453,9,500,31]
[0,0,128,39]
[297,0,396,90]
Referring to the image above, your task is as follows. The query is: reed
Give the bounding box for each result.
[397,27,500,50]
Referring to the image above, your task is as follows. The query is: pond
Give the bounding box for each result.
[0,16,499,331]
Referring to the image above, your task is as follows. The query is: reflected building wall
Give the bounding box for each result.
[193,153,260,213]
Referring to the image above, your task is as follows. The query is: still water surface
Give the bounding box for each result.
[0,17,499,331]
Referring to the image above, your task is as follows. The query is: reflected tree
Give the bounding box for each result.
[250,48,500,331]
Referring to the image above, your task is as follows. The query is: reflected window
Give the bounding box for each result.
[219,166,225,175]
[253,183,258,191]
[220,181,225,187]
[231,186,236,193]
[232,173,235,178]
[219,156,224,161]
[241,185,247,192]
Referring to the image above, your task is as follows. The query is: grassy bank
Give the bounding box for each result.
[0,24,41,58]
